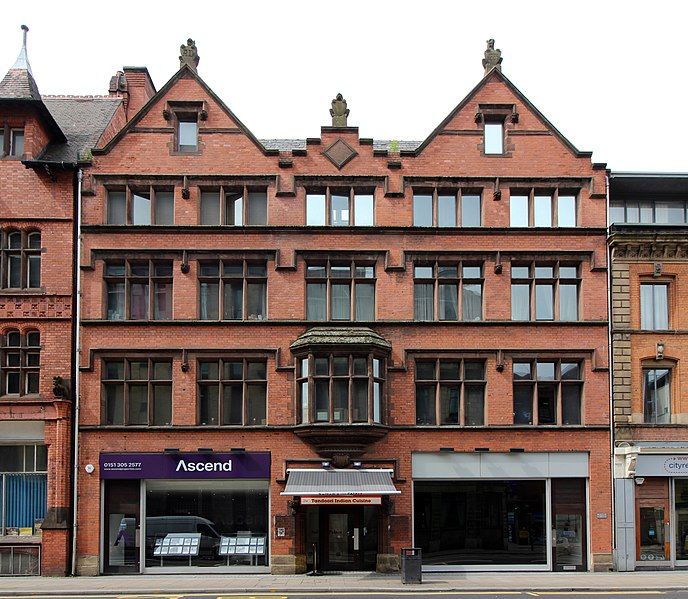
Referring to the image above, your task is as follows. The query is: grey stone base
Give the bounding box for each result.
[271,553,307,575]
[376,553,400,572]
[76,555,99,576]
[593,552,614,572]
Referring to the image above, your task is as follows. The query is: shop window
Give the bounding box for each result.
[414,480,547,566]
[306,260,375,321]
[197,358,267,426]
[640,283,669,330]
[101,358,173,426]
[104,259,172,321]
[305,187,375,226]
[198,259,267,321]
[512,359,583,425]
[106,187,175,225]
[413,261,482,322]
[144,479,269,568]
[484,120,504,154]
[200,187,268,226]
[1,230,41,289]
[414,358,486,425]
[609,199,687,225]
[412,189,482,227]
[0,445,47,546]
[510,189,577,227]
[643,367,671,424]
[296,353,385,424]
[1,330,40,396]
[511,261,579,322]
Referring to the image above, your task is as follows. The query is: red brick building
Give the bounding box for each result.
[0,27,121,575]
[609,174,688,570]
[74,40,612,575]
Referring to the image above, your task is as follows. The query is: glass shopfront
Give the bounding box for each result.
[414,480,547,567]
[100,451,270,574]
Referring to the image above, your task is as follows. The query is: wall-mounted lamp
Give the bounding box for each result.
[84,464,95,474]
[635,477,645,486]
[351,461,362,468]
[182,175,190,199]
[321,460,331,469]
[181,349,189,373]
[496,349,505,372]
[181,250,190,274]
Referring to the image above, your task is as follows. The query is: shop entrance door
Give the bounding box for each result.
[316,506,377,571]
[552,478,587,571]
[103,479,140,573]
[674,478,688,565]
[636,478,670,564]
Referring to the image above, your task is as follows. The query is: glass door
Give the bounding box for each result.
[674,479,688,564]
[552,478,587,571]
[320,507,365,571]
[636,478,670,564]
[103,480,141,573]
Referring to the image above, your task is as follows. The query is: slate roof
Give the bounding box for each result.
[0,67,41,101]
[39,97,122,162]
[259,138,421,152]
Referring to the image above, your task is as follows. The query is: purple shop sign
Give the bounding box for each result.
[99,451,271,480]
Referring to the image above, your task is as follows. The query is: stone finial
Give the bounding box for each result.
[330,93,349,127]
[179,38,199,72]
[482,38,502,75]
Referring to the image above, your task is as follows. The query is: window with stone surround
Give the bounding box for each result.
[101,358,172,426]
[1,330,40,396]
[296,353,384,424]
[415,358,486,426]
[413,261,482,322]
[412,189,482,227]
[640,283,669,330]
[106,187,174,225]
[511,261,579,322]
[510,189,577,227]
[104,259,173,321]
[198,259,267,321]
[643,367,671,424]
[1,230,40,289]
[484,120,504,155]
[200,187,268,226]
[305,187,374,226]
[513,359,582,425]
[197,358,267,426]
[306,260,375,321]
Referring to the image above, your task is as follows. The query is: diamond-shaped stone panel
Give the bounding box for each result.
[322,138,357,169]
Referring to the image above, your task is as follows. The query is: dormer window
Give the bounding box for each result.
[484,120,504,154]
[177,117,198,152]
[0,127,24,158]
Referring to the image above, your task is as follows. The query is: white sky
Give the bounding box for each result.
[2,0,687,172]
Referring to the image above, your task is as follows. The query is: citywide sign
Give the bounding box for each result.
[635,454,688,477]
[99,451,270,480]
[301,496,382,505]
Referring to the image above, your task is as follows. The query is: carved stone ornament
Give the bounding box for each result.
[179,38,200,72]
[322,138,358,170]
[330,93,350,127]
[482,39,503,75]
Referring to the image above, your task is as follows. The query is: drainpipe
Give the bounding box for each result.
[605,172,617,569]
[70,168,83,576]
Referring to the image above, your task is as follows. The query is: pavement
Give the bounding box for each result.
[1,571,688,595]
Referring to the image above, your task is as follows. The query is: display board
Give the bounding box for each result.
[153,533,201,556]
[218,535,266,556]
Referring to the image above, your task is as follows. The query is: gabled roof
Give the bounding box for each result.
[37,97,123,163]
[406,68,592,159]
[94,64,273,156]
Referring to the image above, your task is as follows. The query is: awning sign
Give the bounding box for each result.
[301,496,382,505]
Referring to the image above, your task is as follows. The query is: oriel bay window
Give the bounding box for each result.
[305,187,375,226]
[513,359,583,425]
[1,230,41,289]
[200,187,268,225]
[415,358,486,425]
[105,260,173,320]
[509,189,577,227]
[412,189,482,227]
[106,187,175,225]
[198,260,267,320]
[413,261,483,321]
[511,262,579,321]
[306,260,375,321]
[297,353,384,424]
[643,367,671,424]
[1,330,40,396]
[197,358,267,426]
[102,358,173,425]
